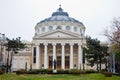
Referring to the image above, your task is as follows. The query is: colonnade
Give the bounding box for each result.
[35,43,83,70]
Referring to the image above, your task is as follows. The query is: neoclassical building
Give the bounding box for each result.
[10,6,89,71]
[32,6,86,70]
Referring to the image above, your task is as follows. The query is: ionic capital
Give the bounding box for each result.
[61,43,65,46]
[70,43,74,46]
[78,43,82,46]
[52,43,56,46]
[35,43,40,46]
[44,43,48,46]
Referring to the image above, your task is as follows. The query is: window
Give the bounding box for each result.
[41,27,45,32]
[74,27,77,32]
[49,56,53,69]
[49,26,53,30]
[37,29,39,33]
[33,47,36,63]
[66,26,70,30]
[80,29,83,36]
[39,28,41,33]
[65,56,69,68]
[35,33,37,36]
[57,56,61,69]
[56,26,62,29]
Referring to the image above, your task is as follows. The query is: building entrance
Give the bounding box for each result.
[49,56,53,69]
[65,56,69,69]
[49,56,70,69]
[49,56,61,69]
[57,56,61,69]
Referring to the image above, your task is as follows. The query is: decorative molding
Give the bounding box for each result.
[43,43,48,46]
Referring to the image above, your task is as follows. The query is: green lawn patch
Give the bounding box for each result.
[0,73,120,80]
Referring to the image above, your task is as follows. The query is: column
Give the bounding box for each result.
[61,43,65,69]
[70,43,74,69]
[78,44,83,70]
[53,43,56,69]
[36,44,40,69]
[44,43,48,69]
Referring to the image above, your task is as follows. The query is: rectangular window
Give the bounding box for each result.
[49,56,53,69]
[33,47,36,63]
[83,50,85,63]
[65,56,69,68]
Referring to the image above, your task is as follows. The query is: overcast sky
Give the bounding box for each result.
[0,0,120,42]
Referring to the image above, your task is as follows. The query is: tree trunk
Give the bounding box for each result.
[6,50,9,73]
[25,62,27,71]
[105,60,108,71]
[83,63,85,70]
[99,57,102,71]
[100,62,101,71]
[96,62,99,71]
[9,49,13,72]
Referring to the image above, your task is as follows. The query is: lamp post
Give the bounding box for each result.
[0,33,6,67]
[109,51,116,73]
[112,52,115,73]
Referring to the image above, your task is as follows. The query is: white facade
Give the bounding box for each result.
[12,41,32,71]
[32,6,86,70]
[10,6,107,71]
[12,53,31,71]
[10,6,90,71]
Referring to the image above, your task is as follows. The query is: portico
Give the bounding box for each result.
[35,41,83,70]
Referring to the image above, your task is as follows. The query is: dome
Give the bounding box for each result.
[34,6,86,37]
[38,6,83,25]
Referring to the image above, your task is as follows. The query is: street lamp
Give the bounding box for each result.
[112,52,115,73]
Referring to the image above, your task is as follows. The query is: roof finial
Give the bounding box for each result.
[58,4,63,12]
[59,4,61,8]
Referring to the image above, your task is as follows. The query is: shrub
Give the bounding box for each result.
[0,70,4,75]
[0,66,5,75]
[69,69,81,74]
[27,69,39,74]
[103,72,112,77]
[113,73,120,76]
[63,70,69,74]
[16,69,26,75]
[46,69,53,74]
[38,69,51,74]
[57,69,64,74]
[84,69,98,74]
[27,69,53,74]
[101,68,108,72]
[39,69,48,74]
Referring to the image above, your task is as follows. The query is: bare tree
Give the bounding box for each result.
[104,17,120,52]
[103,17,120,73]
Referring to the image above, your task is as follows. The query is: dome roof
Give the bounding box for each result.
[38,6,83,25]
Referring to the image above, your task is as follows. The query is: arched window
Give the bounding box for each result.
[33,47,36,63]
[80,29,83,36]
[39,28,41,33]
[37,29,39,33]
[66,26,70,30]
[56,26,62,29]
[74,27,77,32]
[41,27,45,32]
[49,26,53,30]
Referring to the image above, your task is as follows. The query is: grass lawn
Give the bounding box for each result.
[0,73,120,80]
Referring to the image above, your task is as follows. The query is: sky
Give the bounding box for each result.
[0,0,120,42]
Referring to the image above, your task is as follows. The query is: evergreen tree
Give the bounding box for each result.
[83,36,109,71]
[99,46,109,71]
[5,37,26,73]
